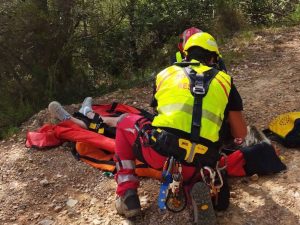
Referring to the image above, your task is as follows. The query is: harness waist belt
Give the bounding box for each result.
[150,128,220,167]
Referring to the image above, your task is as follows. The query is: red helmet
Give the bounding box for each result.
[178,27,202,52]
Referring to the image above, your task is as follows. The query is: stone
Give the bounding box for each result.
[40,179,49,186]
[230,191,237,198]
[33,213,40,219]
[93,219,102,225]
[54,205,63,212]
[121,220,134,225]
[66,198,78,207]
[38,219,54,225]
[250,174,259,181]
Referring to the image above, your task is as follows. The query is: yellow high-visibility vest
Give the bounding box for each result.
[152,63,232,142]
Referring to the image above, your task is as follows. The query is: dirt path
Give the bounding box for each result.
[1,25,300,225]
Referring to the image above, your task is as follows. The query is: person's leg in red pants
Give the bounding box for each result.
[114,114,143,218]
[114,113,201,217]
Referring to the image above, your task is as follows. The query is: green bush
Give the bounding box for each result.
[0,100,34,139]
[290,3,300,22]
[0,127,19,140]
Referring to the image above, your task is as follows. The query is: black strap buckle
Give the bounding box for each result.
[193,82,205,95]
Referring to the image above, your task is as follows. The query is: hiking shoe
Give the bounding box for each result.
[191,182,216,225]
[48,101,71,121]
[79,97,92,116]
[115,189,141,218]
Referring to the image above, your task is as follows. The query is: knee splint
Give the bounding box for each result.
[88,113,105,133]
[74,112,116,138]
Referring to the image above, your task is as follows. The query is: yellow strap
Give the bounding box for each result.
[89,123,97,129]
[178,138,208,163]
[97,128,104,134]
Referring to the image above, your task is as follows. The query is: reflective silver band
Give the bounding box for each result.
[116,160,135,171]
[117,174,138,184]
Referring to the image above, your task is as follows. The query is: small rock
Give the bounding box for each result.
[93,219,102,225]
[48,203,55,209]
[250,174,259,181]
[121,219,133,225]
[104,219,111,225]
[140,195,149,205]
[230,191,237,198]
[54,205,63,212]
[40,179,49,186]
[61,210,68,215]
[67,208,79,218]
[38,219,54,225]
[66,198,78,207]
[90,198,98,205]
[18,209,25,214]
[33,212,40,219]
[55,174,63,178]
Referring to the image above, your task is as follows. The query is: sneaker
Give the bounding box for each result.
[115,189,141,218]
[48,101,71,121]
[191,182,217,225]
[79,97,92,116]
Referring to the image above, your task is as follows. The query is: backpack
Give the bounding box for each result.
[263,112,300,148]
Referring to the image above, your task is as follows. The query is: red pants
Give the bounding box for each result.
[115,114,201,196]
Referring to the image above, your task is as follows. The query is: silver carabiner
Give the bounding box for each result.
[216,152,227,171]
[200,166,215,185]
[214,167,224,189]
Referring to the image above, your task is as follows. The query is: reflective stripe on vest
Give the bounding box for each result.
[176,51,183,63]
[157,104,222,127]
[152,64,231,142]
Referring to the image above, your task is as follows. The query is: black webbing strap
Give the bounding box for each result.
[185,67,219,142]
[107,102,118,113]
[132,117,153,164]
[91,113,103,125]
